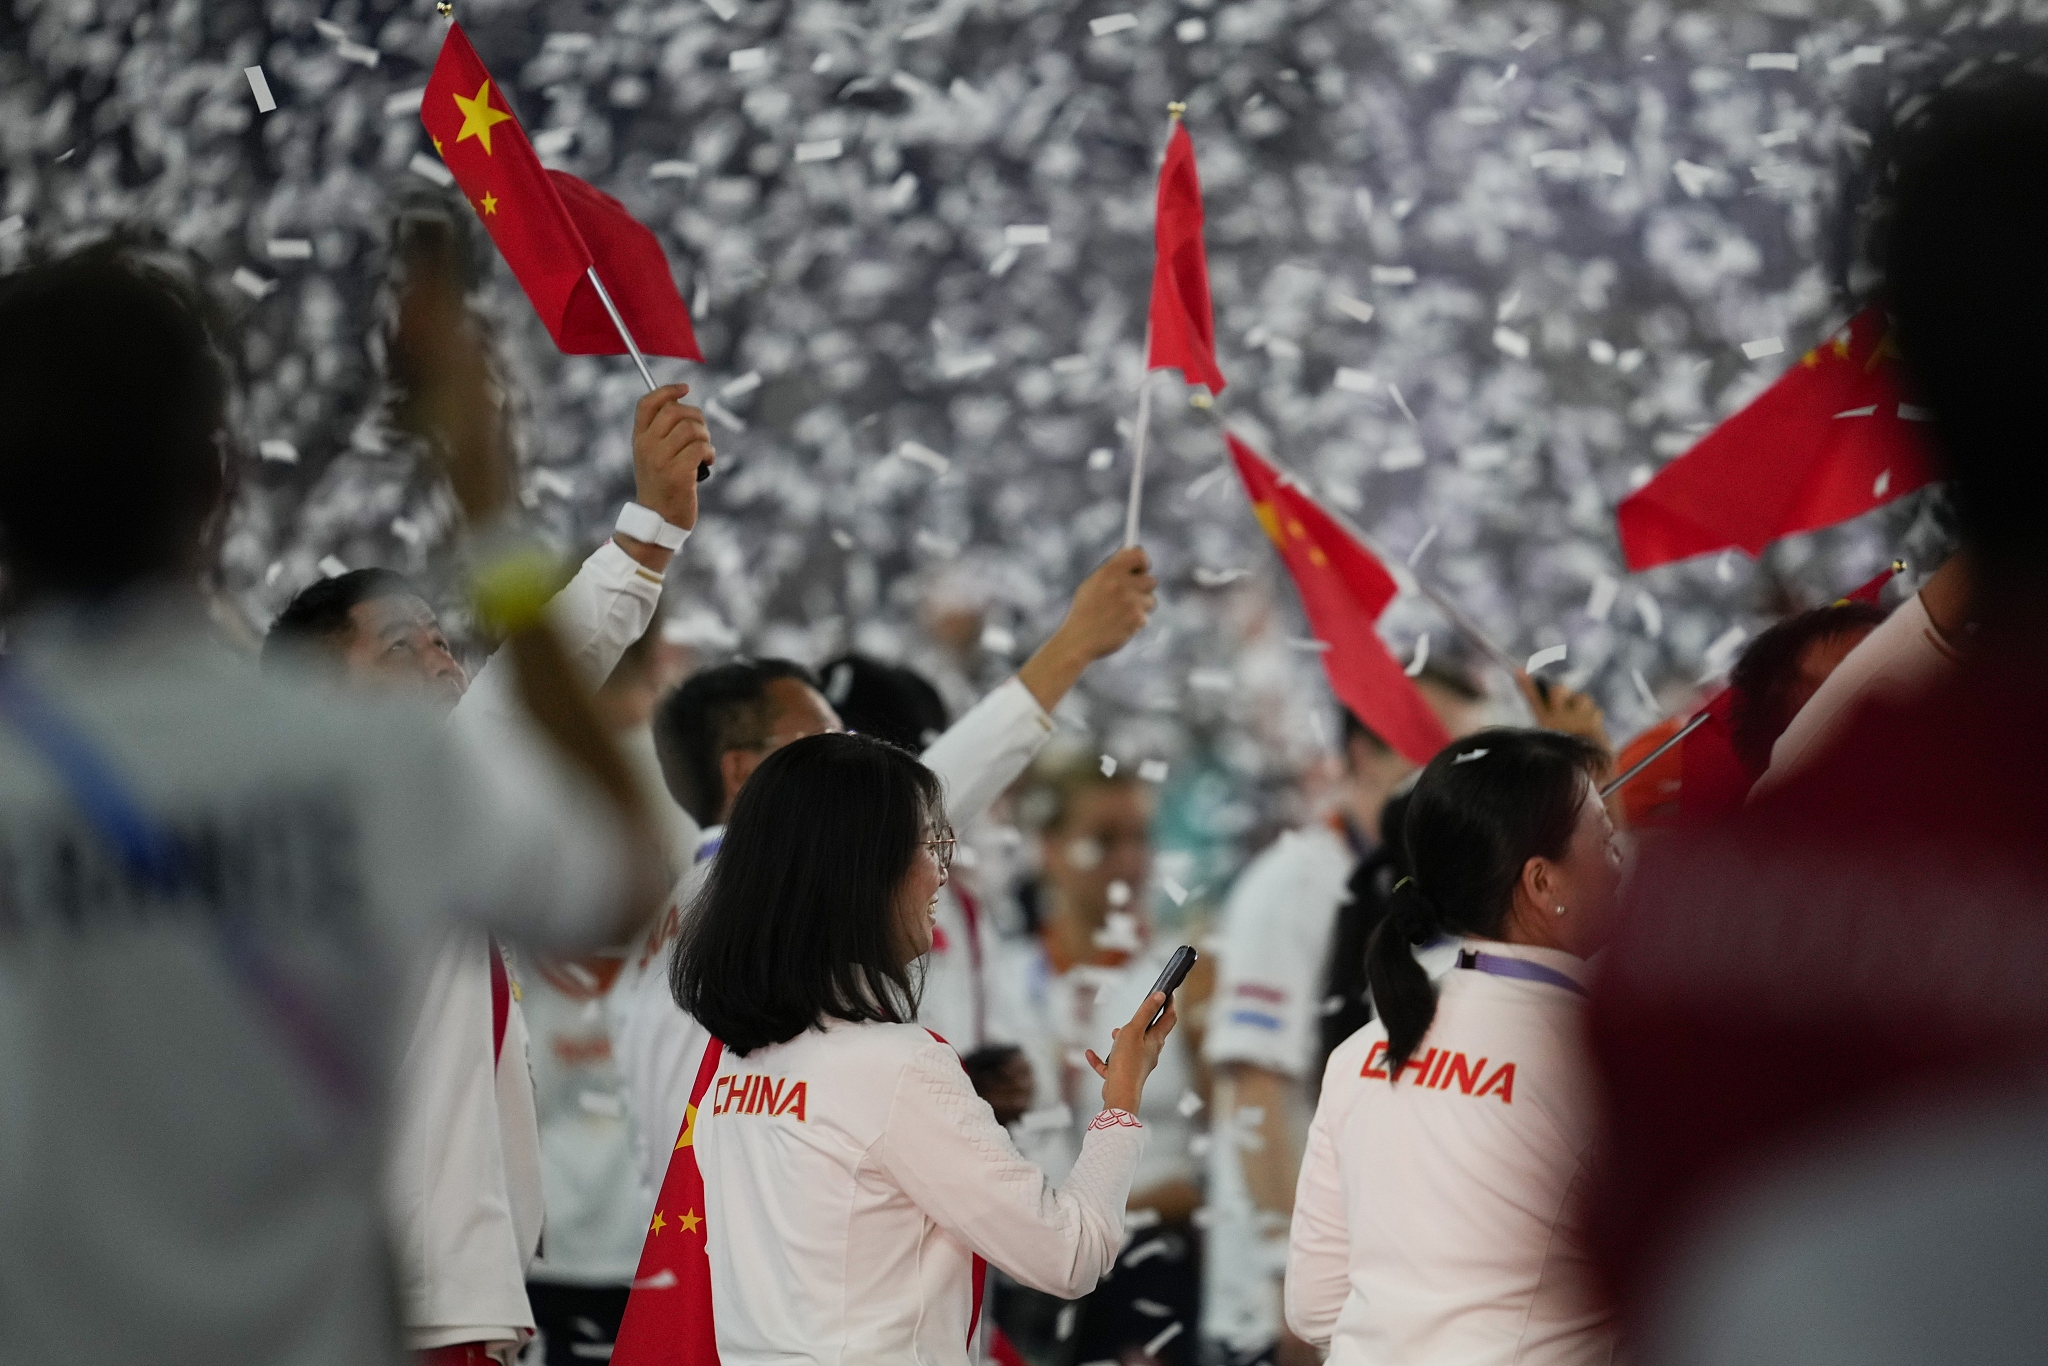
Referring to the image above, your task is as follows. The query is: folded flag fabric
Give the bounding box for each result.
[1146,120,1225,396]
[421,22,700,361]
[1228,434,1451,765]
[1617,308,1938,571]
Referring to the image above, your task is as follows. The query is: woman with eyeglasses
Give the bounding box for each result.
[1285,728,1622,1366]
[647,732,1177,1365]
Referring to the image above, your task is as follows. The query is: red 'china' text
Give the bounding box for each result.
[1362,1039,1516,1103]
[713,1073,809,1121]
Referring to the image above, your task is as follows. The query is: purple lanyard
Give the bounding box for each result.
[1455,948,1589,999]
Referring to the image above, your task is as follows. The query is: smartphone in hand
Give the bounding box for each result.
[1145,945,1199,1028]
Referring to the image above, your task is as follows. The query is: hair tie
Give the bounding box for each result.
[1388,876,1437,945]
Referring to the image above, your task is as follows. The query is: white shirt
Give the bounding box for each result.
[0,596,629,1366]
[1286,940,1615,1366]
[694,1019,1146,1366]
[387,538,663,1351]
[1755,590,1961,798]
[1202,826,1463,1355]
[918,883,998,1052]
[611,677,1054,1192]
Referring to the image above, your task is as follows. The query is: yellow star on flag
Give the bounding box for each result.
[478,192,498,215]
[649,1209,667,1235]
[678,1209,703,1234]
[453,78,514,156]
[432,137,444,156]
[676,1102,700,1149]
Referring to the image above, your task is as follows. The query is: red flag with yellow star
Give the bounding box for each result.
[1617,308,1938,571]
[612,1038,724,1366]
[420,23,700,360]
[1228,434,1451,766]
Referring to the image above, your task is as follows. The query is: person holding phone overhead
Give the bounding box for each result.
[629,731,1177,1365]
[1286,729,1621,1366]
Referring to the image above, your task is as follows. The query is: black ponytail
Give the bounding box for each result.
[1366,728,1607,1080]
[1318,787,1416,1080]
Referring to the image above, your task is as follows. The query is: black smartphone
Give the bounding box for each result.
[1144,945,1199,1028]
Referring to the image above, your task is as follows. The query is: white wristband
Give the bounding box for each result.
[615,501,689,551]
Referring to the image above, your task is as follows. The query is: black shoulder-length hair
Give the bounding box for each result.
[1366,728,1607,1077]
[670,731,942,1056]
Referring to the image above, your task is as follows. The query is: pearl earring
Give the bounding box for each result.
[1554,905,1567,916]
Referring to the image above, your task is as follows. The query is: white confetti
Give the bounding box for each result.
[1137,759,1169,783]
[1493,326,1531,359]
[1454,748,1490,764]
[1741,336,1785,360]
[728,47,768,72]
[1288,638,1333,652]
[244,66,276,113]
[1406,523,1440,564]
[1636,591,1664,639]
[1672,160,1720,197]
[794,138,843,163]
[335,38,380,68]
[1330,293,1376,324]
[1758,128,1799,148]
[382,88,425,119]
[649,160,700,181]
[1161,876,1190,906]
[1380,446,1426,471]
[408,152,454,187]
[1176,18,1207,42]
[1143,1323,1185,1357]
[1872,468,1891,498]
[1703,626,1747,677]
[1089,13,1139,36]
[1370,265,1416,285]
[265,238,313,260]
[720,371,763,399]
[317,555,349,579]
[1405,633,1430,677]
[1003,224,1051,245]
[1586,575,1619,622]
[1124,1238,1172,1267]
[1747,52,1800,71]
[1191,565,1248,587]
[1099,754,1118,777]
[1835,404,1878,418]
[980,623,1016,654]
[894,440,951,475]
[701,0,739,18]
[231,267,276,299]
[1333,367,1379,394]
[1526,644,1568,673]
[257,439,299,464]
[1829,44,1886,73]
[1631,668,1659,712]
[703,400,747,432]
[830,529,856,550]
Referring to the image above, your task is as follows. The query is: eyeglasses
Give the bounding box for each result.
[925,829,956,875]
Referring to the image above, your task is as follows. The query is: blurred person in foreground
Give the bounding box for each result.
[262,232,709,1364]
[0,244,661,1365]
[1591,74,2048,1366]
[991,756,1206,1366]
[1205,667,1609,1366]
[660,732,1178,1362]
[609,549,1157,1195]
[1286,730,1620,1365]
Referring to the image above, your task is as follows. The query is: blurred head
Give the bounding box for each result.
[653,659,842,826]
[1367,728,1614,1074]
[820,653,950,752]
[1727,602,1887,771]
[1889,73,2048,582]
[1034,759,1154,928]
[670,732,946,1056]
[0,244,230,604]
[1339,661,1489,838]
[263,569,468,712]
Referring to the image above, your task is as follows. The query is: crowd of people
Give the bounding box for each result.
[4,64,2047,1366]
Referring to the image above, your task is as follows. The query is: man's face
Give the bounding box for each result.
[342,593,468,712]
[1042,782,1154,925]
[716,678,843,820]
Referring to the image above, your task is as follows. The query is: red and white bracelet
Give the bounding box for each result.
[1088,1108,1143,1131]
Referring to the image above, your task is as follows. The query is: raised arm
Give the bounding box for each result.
[920,548,1157,829]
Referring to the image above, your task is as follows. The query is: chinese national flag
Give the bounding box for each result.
[1617,308,1939,571]
[612,1039,724,1366]
[1146,122,1225,396]
[1228,434,1451,765]
[420,23,701,360]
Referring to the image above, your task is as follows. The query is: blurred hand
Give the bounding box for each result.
[1088,991,1176,1115]
[1517,670,1611,752]
[1056,546,1158,662]
[631,384,715,532]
